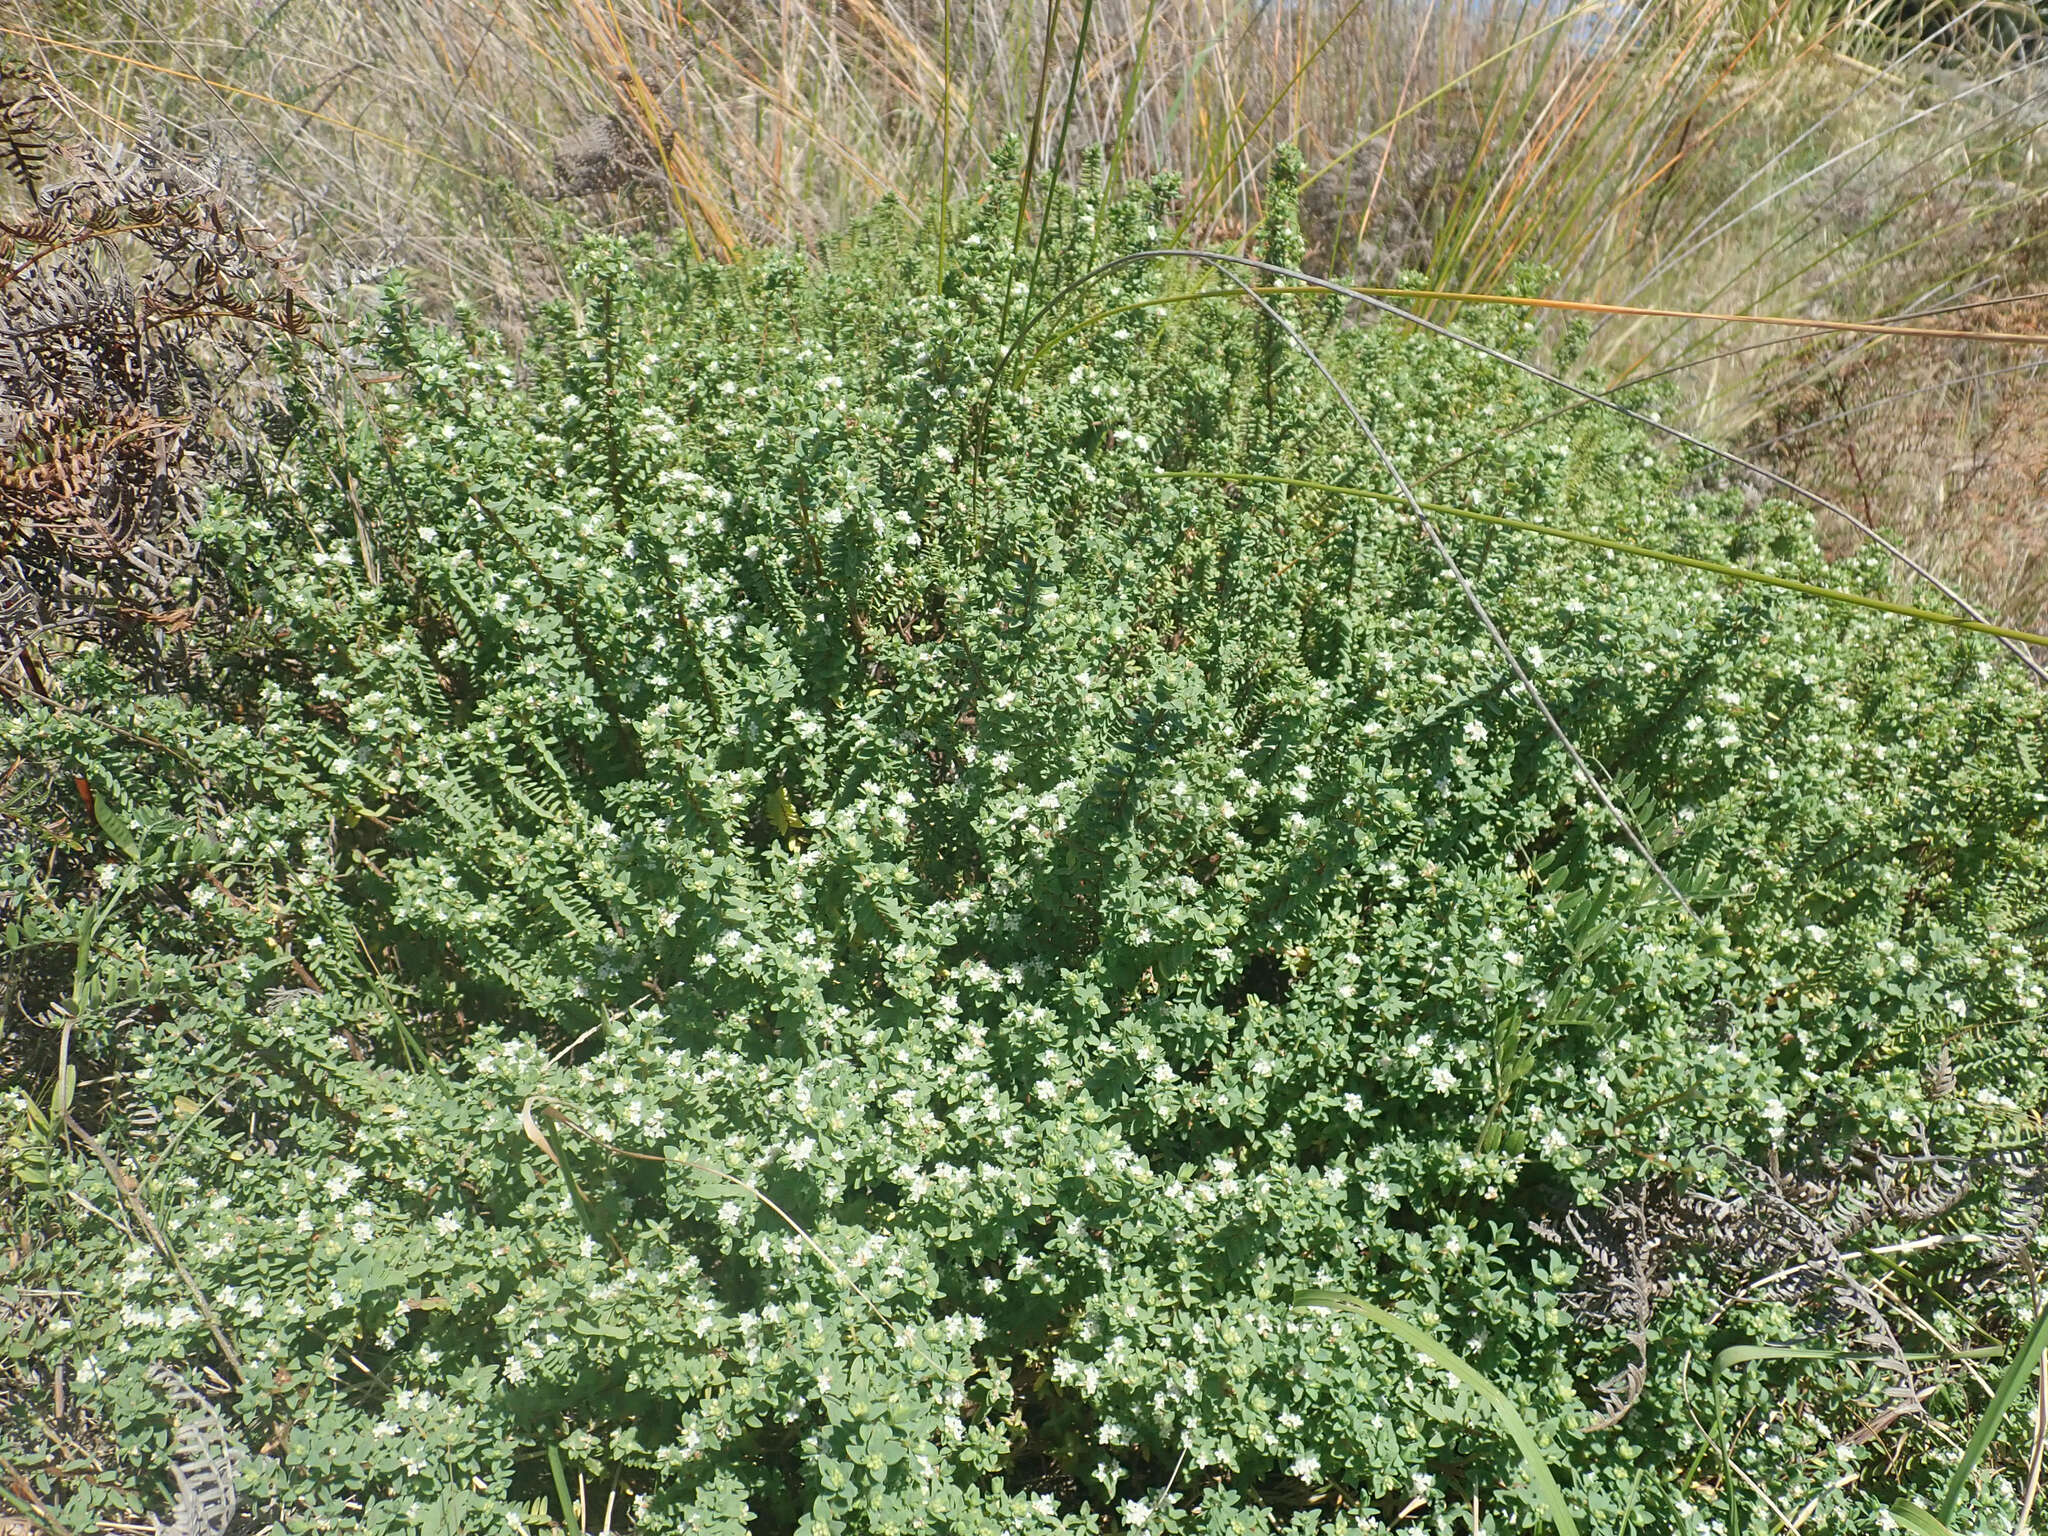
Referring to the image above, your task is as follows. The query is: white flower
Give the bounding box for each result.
[1120,1500,1152,1528]
[1463,720,1488,743]
[503,1357,527,1384]
[1427,1065,1459,1093]
[1288,1454,1321,1482]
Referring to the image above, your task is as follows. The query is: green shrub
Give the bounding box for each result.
[6,168,2047,1535]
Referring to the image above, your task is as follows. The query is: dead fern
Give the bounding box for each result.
[553,112,662,198]
[145,1365,236,1536]
[0,64,49,200]
[1539,1128,2048,1429]
[0,64,314,687]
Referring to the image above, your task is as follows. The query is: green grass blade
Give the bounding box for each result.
[1294,1288,1580,1536]
[1715,1343,2004,1373]
[546,1443,575,1532]
[1892,1499,1963,1536]
[1713,1344,1845,1374]
[1937,1301,2048,1522]
[1159,469,2048,650]
[1015,0,1096,335]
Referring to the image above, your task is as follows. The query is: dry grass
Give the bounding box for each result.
[9,0,2048,623]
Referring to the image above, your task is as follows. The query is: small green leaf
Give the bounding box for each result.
[88,784,140,860]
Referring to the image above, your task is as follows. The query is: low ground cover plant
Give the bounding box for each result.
[5,160,2048,1534]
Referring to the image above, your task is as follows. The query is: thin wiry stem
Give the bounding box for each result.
[1415,281,2048,488]
[1188,257,1699,918]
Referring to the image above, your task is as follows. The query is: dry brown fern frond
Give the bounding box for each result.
[1534,1186,1658,1428]
[0,68,316,686]
[146,1365,236,1536]
[1539,1132,2048,1429]
[553,113,663,198]
[0,63,49,199]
